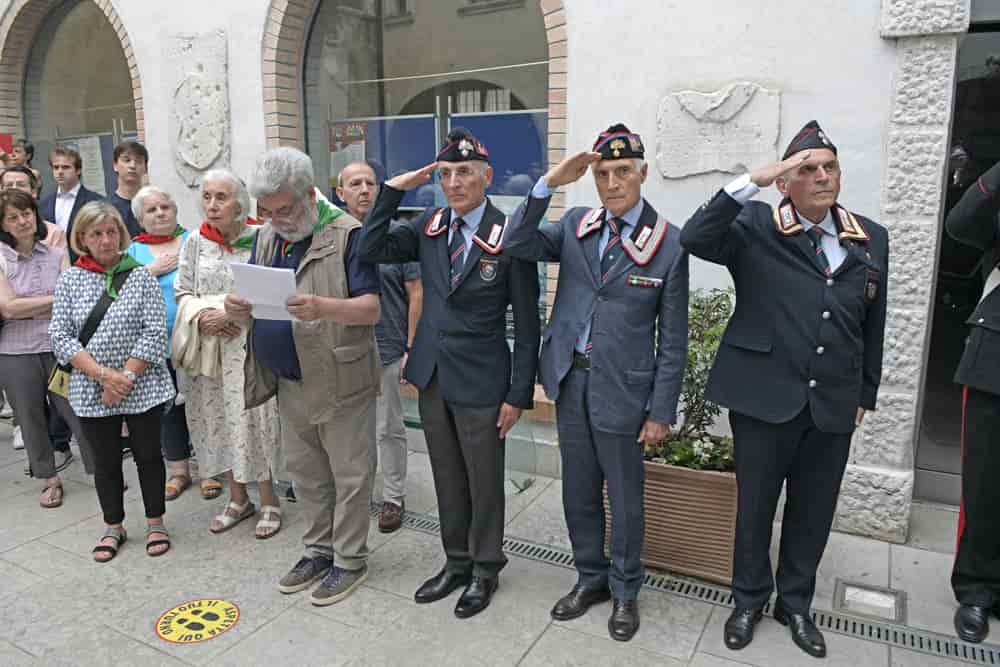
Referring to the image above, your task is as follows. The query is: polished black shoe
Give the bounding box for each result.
[724,607,763,650]
[454,576,498,618]
[608,598,640,641]
[551,583,611,621]
[774,604,826,658]
[413,568,472,604]
[955,604,990,643]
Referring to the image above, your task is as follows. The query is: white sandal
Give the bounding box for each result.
[255,505,282,540]
[209,500,255,534]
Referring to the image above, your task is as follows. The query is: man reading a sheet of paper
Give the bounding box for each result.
[225,147,382,607]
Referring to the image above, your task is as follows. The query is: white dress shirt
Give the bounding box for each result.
[723,174,847,271]
[54,183,81,232]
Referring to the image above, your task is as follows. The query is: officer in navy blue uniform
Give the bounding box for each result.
[358,128,540,619]
[946,159,1000,644]
[505,124,689,642]
[680,121,889,659]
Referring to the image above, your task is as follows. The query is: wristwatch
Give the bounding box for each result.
[121,369,138,383]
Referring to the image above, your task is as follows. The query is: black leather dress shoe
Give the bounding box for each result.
[454,576,498,618]
[724,607,763,650]
[608,598,640,641]
[955,604,990,643]
[414,568,472,604]
[551,583,612,621]
[774,604,826,658]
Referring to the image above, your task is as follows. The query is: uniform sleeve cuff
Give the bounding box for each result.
[723,174,760,205]
[531,178,554,199]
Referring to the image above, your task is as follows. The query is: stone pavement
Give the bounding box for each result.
[0,420,980,666]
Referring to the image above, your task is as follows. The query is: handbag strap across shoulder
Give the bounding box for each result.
[79,269,133,347]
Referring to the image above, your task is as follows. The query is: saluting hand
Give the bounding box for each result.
[497,403,523,440]
[544,151,602,188]
[386,163,438,192]
[749,152,811,188]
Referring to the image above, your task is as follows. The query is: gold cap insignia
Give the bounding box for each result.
[610,138,626,158]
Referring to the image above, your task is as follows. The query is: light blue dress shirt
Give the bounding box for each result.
[447,197,488,264]
[531,177,646,352]
[724,174,846,271]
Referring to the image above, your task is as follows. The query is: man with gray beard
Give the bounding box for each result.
[225,147,381,606]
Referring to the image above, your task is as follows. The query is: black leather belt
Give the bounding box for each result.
[572,352,591,369]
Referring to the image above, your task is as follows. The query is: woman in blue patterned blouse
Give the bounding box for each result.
[49,201,175,562]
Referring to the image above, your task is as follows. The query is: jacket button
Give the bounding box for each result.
[822,311,831,320]
[816,346,825,355]
[826,279,834,287]
[979,318,986,324]
[438,332,445,340]
[808,379,817,388]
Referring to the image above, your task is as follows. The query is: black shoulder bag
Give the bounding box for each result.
[48,269,134,398]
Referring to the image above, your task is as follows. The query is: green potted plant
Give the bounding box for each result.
[605,288,737,585]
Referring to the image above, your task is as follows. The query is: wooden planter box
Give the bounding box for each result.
[605,461,737,585]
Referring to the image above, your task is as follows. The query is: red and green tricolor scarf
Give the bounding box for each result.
[200,219,258,253]
[74,254,142,300]
[132,225,185,245]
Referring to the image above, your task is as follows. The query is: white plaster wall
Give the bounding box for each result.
[561,0,898,293]
[108,0,272,226]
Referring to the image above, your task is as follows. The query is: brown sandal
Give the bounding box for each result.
[39,482,63,509]
[164,474,192,501]
[200,479,223,500]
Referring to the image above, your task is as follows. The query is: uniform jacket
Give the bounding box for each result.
[680,190,889,434]
[358,186,540,409]
[946,161,1000,397]
[505,195,688,436]
[244,215,380,424]
[39,185,103,262]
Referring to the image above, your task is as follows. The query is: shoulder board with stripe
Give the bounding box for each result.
[621,217,670,266]
[835,206,870,242]
[471,218,509,255]
[773,202,804,236]
[424,208,446,237]
[576,208,604,239]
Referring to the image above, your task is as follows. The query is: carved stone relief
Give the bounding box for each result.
[656,82,780,179]
[166,30,231,186]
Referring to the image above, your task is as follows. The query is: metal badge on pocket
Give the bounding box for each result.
[865,269,879,302]
[480,258,498,282]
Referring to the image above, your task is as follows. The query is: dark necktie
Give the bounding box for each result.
[806,226,832,275]
[449,218,466,287]
[601,217,622,282]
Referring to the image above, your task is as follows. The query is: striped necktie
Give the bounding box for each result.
[601,217,622,282]
[449,217,466,287]
[806,226,832,275]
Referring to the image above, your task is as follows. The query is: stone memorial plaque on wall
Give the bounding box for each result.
[166,30,231,186]
[656,82,780,179]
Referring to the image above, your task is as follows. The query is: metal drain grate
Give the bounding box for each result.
[374,504,1000,664]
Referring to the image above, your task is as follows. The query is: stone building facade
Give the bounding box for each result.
[0,0,994,544]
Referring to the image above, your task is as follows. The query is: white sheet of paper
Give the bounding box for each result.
[230,263,297,321]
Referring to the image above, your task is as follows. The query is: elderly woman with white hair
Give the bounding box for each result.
[174,169,282,537]
[126,186,201,501]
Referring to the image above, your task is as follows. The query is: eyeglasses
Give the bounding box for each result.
[257,200,303,224]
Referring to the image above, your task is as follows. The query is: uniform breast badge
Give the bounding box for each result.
[480,258,498,282]
[627,275,663,289]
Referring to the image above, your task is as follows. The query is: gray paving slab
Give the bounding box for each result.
[555,582,714,662]
[698,606,890,666]
[689,652,763,667]
[0,479,103,554]
[813,526,891,612]
[0,639,35,666]
[503,479,571,551]
[520,626,684,666]
[362,526,448,600]
[0,558,45,603]
[906,503,959,555]
[212,607,378,666]
[890,544,959,637]
[890,646,976,666]
[34,627,190,667]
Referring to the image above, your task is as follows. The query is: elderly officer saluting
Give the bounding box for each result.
[680,121,889,659]
[358,128,540,618]
[505,124,689,642]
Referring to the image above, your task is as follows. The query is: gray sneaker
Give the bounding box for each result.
[278,556,332,594]
[309,564,368,606]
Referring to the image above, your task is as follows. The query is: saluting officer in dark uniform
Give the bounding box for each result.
[946,159,1000,644]
[680,121,889,659]
[357,128,540,619]
[505,124,689,642]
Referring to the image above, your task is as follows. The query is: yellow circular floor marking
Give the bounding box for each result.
[155,599,240,644]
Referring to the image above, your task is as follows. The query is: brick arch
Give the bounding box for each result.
[0,0,144,139]
[261,0,568,163]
